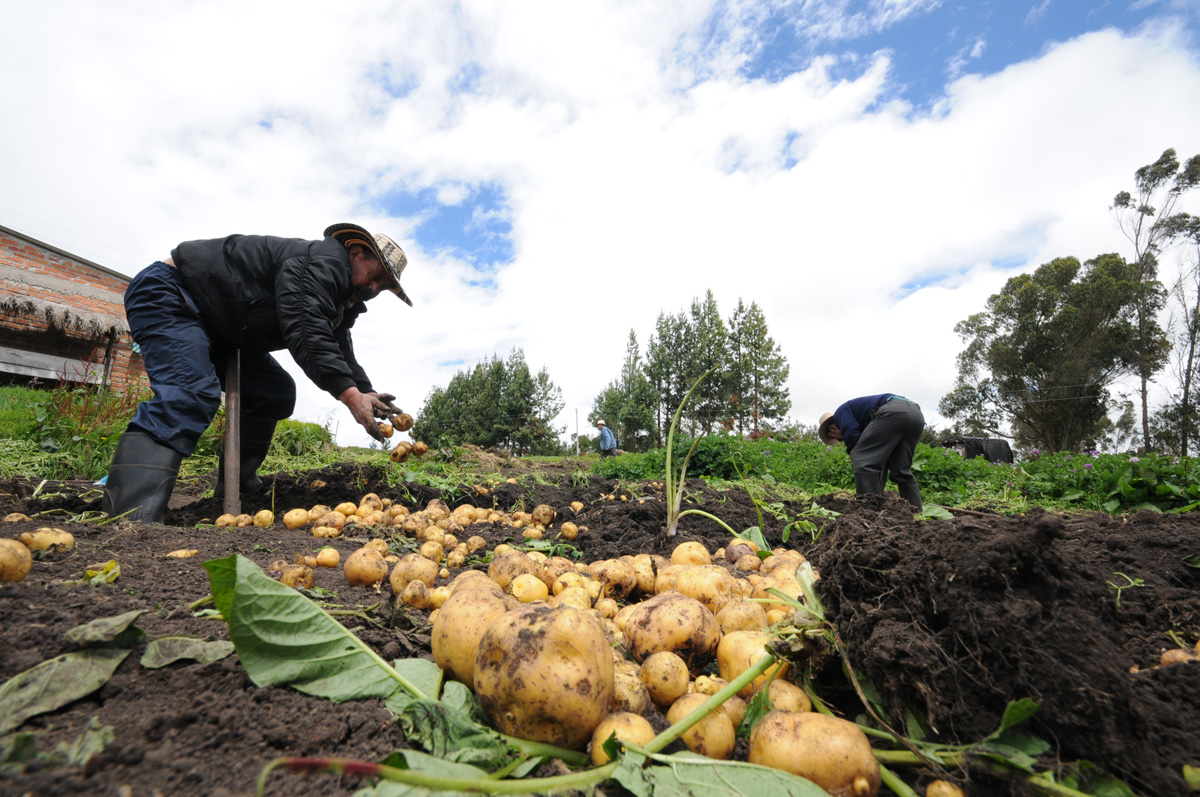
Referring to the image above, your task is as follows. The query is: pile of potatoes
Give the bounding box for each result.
[253,494,879,793]
[0,518,75,584]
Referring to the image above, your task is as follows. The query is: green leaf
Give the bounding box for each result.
[1102,498,1122,513]
[736,685,775,738]
[1182,764,1200,790]
[734,526,769,551]
[1061,489,1085,502]
[140,636,236,668]
[919,506,955,520]
[995,697,1040,733]
[393,698,511,768]
[202,554,430,701]
[54,715,113,767]
[64,610,145,647]
[0,648,132,733]
[391,658,444,701]
[0,732,38,773]
[610,750,828,797]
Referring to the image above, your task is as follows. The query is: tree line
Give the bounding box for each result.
[588,291,791,453]
[941,148,1200,454]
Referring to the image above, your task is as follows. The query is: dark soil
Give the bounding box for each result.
[1,459,1198,797]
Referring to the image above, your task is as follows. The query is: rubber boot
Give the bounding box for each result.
[215,415,278,498]
[101,432,183,523]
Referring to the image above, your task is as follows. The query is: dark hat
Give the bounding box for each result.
[324,223,412,306]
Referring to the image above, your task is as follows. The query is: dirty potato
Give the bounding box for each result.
[474,604,614,749]
[665,692,736,760]
[623,592,720,667]
[432,585,519,690]
[748,711,880,797]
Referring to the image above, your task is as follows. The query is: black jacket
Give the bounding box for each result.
[171,234,373,398]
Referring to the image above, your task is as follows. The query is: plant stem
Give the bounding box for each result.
[879,764,921,797]
[675,508,738,536]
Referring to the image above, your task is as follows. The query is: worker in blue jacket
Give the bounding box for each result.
[819,394,924,510]
[597,420,617,458]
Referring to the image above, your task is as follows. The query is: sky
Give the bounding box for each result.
[2,0,1199,449]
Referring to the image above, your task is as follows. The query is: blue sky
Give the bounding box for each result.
[1,1,1198,447]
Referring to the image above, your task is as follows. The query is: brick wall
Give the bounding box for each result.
[0,225,146,394]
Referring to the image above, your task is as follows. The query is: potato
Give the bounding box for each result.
[308,505,332,522]
[553,585,593,610]
[589,558,636,599]
[640,651,690,708]
[734,554,761,572]
[335,501,358,516]
[717,630,789,699]
[674,564,739,614]
[363,538,389,554]
[765,679,811,713]
[749,711,880,797]
[653,563,688,594]
[19,527,74,551]
[559,521,579,540]
[393,412,415,432]
[670,541,711,566]
[390,553,438,595]
[723,694,748,727]
[0,538,33,582]
[412,441,429,456]
[343,547,389,586]
[511,573,549,603]
[318,511,346,530]
[590,712,655,766]
[419,539,445,562]
[401,579,431,609]
[3,513,31,522]
[553,571,587,596]
[474,604,614,749]
[283,508,309,529]
[235,513,254,527]
[623,592,720,666]
[433,585,518,690]
[488,549,540,593]
[449,569,495,593]
[594,597,618,619]
[280,563,314,589]
[378,421,393,438]
[665,692,736,760]
[315,547,340,567]
[215,513,237,528]
[429,585,452,609]
[570,500,585,513]
[1159,648,1200,666]
[531,504,556,527]
[541,556,577,589]
[926,781,966,797]
[253,509,274,528]
[725,539,758,562]
[716,599,770,634]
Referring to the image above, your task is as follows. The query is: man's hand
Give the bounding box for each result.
[339,386,388,440]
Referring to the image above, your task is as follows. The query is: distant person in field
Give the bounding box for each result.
[102,223,412,523]
[597,419,617,458]
[819,394,924,511]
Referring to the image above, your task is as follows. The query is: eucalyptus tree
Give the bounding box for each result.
[940,254,1146,452]
[1111,148,1200,448]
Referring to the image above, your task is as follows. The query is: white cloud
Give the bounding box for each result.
[1,3,1198,451]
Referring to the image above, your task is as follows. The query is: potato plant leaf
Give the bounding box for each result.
[392,697,512,768]
[55,715,114,767]
[364,749,491,796]
[736,686,774,738]
[140,636,236,668]
[202,554,431,701]
[611,750,828,797]
[64,609,145,647]
[0,648,132,733]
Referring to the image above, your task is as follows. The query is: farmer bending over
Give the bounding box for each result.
[102,223,412,522]
[819,394,924,511]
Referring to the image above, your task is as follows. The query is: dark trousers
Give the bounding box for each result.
[849,399,924,510]
[123,262,296,456]
[599,448,616,459]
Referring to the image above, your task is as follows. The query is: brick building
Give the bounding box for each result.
[0,224,145,392]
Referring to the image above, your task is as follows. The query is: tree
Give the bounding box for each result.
[645,311,695,440]
[1111,148,1200,448]
[414,349,564,454]
[1158,215,1200,455]
[732,300,790,434]
[689,291,729,434]
[940,254,1145,452]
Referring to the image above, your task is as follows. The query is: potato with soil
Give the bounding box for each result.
[487,549,541,593]
[717,630,789,698]
[623,592,720,667]
[0,538,33,582]
[432,585,519,690]
[640,650,690,708]
[749,710,880,797]
[674,564,739,614]
[474,604,614,749]
[19,527,74,551]
[343,547,389,586]
[390,553,438,595]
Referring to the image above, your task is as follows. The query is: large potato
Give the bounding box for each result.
[640,651,689,708]
[749,711,880,797]
[588,558,637,599]
[390,553,438,595]
[432,585,518,690]
[716,599,770,634]
[716,630,789,698]
[674,565,739,614]
[623,592,720,667]
[474,605,614,749]
[0,538,33,582]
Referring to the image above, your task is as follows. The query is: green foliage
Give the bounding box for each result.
[414,348,565,456]
[942,253,1160,451]
[0,383,148,479]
